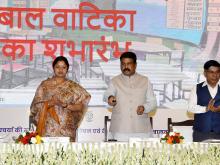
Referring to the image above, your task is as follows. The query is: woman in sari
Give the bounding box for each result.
[30,56,90,142]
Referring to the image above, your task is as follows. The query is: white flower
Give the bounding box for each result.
[22,132,27,137]
[30,137,37,144]
[161,134,166,138]
[169,132,175,136]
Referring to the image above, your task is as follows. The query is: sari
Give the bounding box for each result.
[30,78,90,142]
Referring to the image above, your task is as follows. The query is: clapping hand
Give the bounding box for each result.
[207,99,220,112]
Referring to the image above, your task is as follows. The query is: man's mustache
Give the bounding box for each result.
[123,68,130,72]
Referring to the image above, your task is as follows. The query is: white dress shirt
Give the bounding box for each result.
[103,73,157,141]
[188,81,220,114]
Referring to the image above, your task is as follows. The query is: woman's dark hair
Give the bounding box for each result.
[120,51,137,64]
[52,56,69,70]
[204,60,220,70]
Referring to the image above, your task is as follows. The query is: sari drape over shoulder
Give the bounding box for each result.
[30,78,90,142]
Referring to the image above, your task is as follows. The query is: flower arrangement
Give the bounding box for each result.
[1,143,220,164]
[160,132,184,144]
[15,131,43,145]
